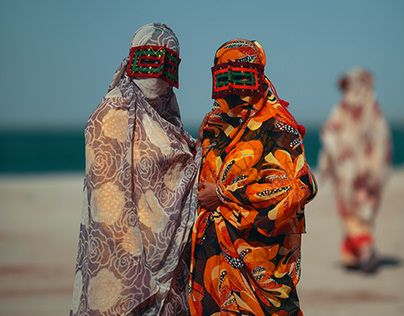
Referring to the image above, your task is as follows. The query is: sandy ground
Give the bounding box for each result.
[0,170,403,316]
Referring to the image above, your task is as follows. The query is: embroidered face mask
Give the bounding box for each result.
[212,61,265,98]
[211,39,267,99]
[126,45,181,88]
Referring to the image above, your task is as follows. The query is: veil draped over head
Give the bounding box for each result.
[189,39,317,315]
[71,23,198,316]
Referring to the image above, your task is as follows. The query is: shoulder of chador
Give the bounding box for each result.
[259,100,300,130]
[105,86,123,99]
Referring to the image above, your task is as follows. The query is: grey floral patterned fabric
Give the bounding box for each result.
[71,24,198,316]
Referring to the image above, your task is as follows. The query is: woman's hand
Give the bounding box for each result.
[198,181,222,210]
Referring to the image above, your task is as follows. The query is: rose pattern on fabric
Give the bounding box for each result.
[137,190,169,233]
[71,23,199,316]
[87,268,123,312]
[71,73,198,316]
[91,182,125,225]
[101,109,129,143]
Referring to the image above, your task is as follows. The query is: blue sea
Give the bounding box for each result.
[0,126,403,174]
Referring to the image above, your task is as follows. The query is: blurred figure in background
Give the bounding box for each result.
[319,68,392,273]
[71,23,198,315]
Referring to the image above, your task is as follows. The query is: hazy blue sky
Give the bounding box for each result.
[1,0,403,130]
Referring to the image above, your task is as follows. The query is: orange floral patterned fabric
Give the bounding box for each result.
[189,39,317,315]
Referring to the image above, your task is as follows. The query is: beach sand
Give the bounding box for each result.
[0,169,403,316]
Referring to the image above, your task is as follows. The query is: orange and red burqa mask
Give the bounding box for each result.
[208,39,306,137]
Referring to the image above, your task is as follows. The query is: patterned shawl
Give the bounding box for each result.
[189,39,317,315]
[319,68,391,203]
[71,23,198,316]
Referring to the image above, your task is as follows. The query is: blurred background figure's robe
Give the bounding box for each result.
[319,68,391,270]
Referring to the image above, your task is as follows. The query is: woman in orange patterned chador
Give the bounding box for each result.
[189,39,317,315]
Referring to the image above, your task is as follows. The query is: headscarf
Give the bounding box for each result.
[71,23,198,316]
[319,68,391,203]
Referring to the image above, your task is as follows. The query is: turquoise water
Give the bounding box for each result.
[0,126,403,174]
